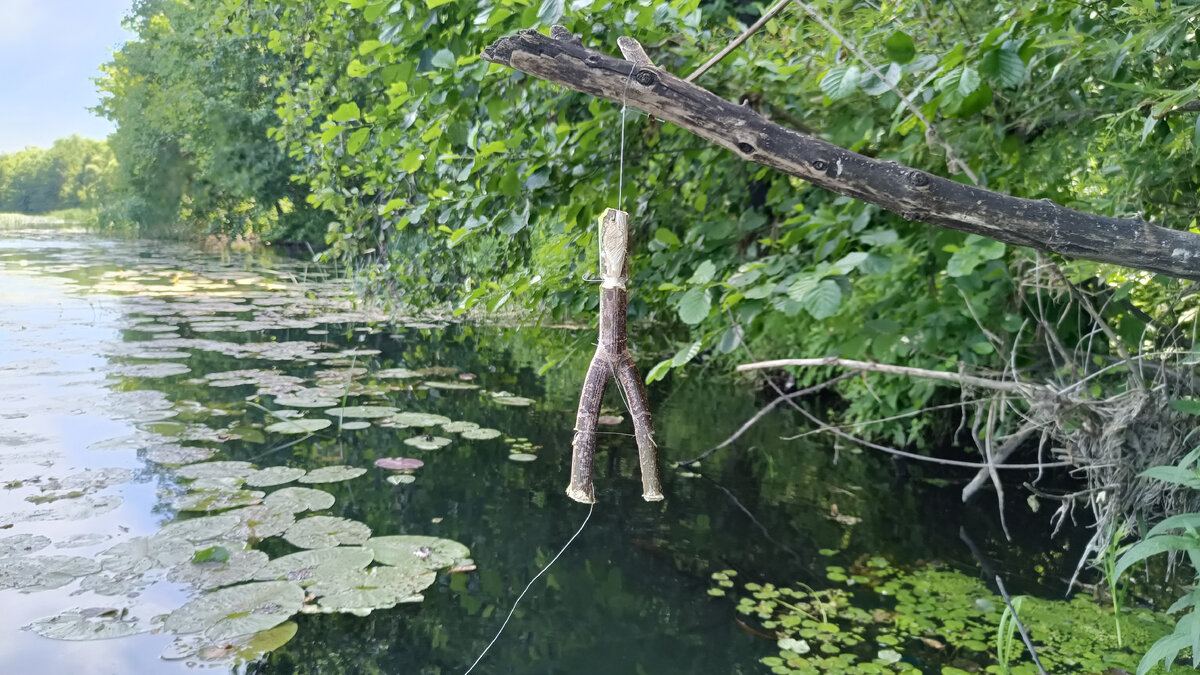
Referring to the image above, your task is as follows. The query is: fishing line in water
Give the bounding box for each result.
[462,502,595,674]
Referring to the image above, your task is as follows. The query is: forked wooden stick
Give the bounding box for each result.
[566,208,663,503]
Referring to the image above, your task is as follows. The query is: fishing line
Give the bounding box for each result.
[462,502,595,674]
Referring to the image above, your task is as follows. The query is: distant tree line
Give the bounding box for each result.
[0,136,114,214]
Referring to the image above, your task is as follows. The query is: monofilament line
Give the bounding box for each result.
[462,502,595,674]
[617,64,635,212]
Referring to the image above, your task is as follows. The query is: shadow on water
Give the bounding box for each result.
[0,230,1091,674]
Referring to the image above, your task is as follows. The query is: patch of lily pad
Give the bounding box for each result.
[163,580,304,642]
[323,405,399,419]
[254,547,374,585]
[264,418,331,434]
[24,607,149,641]
[263,487,335,513]
[283,516,372,549]
[243,466,306,487]
[297,465,366,484]
[403,435,452,450]
[460,427,502,440]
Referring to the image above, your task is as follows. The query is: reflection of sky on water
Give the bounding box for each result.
[0,259,192,672]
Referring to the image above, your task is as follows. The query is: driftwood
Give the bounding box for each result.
[567,209,663,504]
[481,27,1200,280]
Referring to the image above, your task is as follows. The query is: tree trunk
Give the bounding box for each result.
[481,27,1200,281]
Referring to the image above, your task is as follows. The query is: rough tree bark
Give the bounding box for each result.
[566,208,663,504]
[481,27,1200,281]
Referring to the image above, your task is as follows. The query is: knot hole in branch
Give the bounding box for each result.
[907,170,931,188]
[634,70,657,87]
[737,142,755,155]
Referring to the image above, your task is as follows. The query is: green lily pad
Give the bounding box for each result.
[262,487,335,513]
[364,535,470,573]
[422,381,480,390]
[99,536,196,575]
[441,421,480,434]
[323,406,399,419]
[225,505,296,540]
[283,516,372,549]
[508,453,538,462]
[491,395,535,407]
[54,533,113,549]
[0,555,102,591]
[264,418,331,434]
[144,444,217,465]
[163,580,304,642]
[168,549,270,590]
[403,435,452,450]
[0,533,52,558]
[162,621,297,663]
[78,570,150,597]
[297,465,366,484]
[374,368,420,379]
[391,412,452,427]
[386,474,416,485]
[254,547,374,585]
[310,567,437,615]
[188,475,246,491]
[176,461,255,480]
[339,420,371,430]
[155,515,240,544]
[174,489,265,512]
[273,394,339,408]
[53,467,135,491]
[24,607,149,641]
[460,427,502,440]
[243,466,306,487]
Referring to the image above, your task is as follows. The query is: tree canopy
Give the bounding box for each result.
[93,0,1200,445]
[0,136,114,215]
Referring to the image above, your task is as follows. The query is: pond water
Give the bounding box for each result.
[0,227,1136,674]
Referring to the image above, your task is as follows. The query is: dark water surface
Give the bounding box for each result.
[0,229,1078,674]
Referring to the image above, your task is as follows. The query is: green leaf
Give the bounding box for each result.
[426,0,455,7]
[980,49,1024,87]
[477,140,507,157]
[1147,513,1200,538]
[671,340,703,367]
[788,273,819,302]
[1170,398,1200,416]
[832,252,868,274]
[328,102,361,122]
[537,0,565,25]
[431,49,456,69]
[193,545,231,563]
[802,280,842,319]
[717,326,743,354]
[645,359,672,384]
[860,229,898,246]
[1139,466,1200,489]
[884,31,916,64]
[820,65,861,100]
[677,288,711,325]
[690,260,716,285]
[400,150,422,173]
[346,127,370,154]
[655,228,681,248]
[1138,628,1192,675]
[358,40,381,55]
[1115,533,1200,580]
[1193,115,1200,161]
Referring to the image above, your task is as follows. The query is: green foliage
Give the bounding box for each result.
[91,0,1200,450]
[0,136,114,215]
[715,558,1175,675]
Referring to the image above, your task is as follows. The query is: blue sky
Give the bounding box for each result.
[0,0,133,153]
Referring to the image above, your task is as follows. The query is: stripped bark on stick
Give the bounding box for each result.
[481,27,1200,280]
[567,208,663,504]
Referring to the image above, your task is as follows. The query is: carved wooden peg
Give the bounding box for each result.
[566,208,664,504]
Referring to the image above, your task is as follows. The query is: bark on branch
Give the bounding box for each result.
[482,28,1200,280]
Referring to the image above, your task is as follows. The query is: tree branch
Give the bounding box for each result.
[481,28,1200,280]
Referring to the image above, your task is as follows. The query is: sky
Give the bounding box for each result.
[0,0,133,153]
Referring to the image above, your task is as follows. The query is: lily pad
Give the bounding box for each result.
[364,535,470,573]
[168,549,270,590]
[373,368,421,379]
[460,427,502,440]
[508,453,538,462]
[323,405,399,419]
[374,457,423,471]
[78,570,151,597]
[188,475,246,491]
[144,444,217,465]
[225,505,296,540]
[386,475,416,485]
[155,515,240,544]
[54,533,113,549]
[254,547,374,585]
[262,487,335,513]
[99,536,195,574]
[339,421,371,430]
[283,516,372,549]
[441,420,480,434]
[297,465,366,484]
[403,435,452,451]
[264,418,331,434]
[163,580,304,642]
[491,395,535,407]
[176,461,255,481]
[0,533,52,558]
[272,395,339,409]
[243,466,306,487]
[309,567,436,615]
[390,412,452,427]
[174,489,265,512]
[161,621,297,664]
[24,607,149,641]
[422,381,480,390]
[0,555,102,591]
